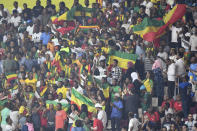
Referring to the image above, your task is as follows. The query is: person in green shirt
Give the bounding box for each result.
[110,79,121,103]
[140,85,151,112]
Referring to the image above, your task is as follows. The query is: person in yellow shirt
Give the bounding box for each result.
[25,72,37,91]
[56,79,70,99]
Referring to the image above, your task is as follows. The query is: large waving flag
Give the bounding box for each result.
[132,4,186,42]
[108,51,138,69]
[71,88,96,113]
[51,5,95,24]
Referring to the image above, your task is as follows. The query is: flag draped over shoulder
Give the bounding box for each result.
[6,73,17,84]
[132,4,186,42]
[71,88,96,113]
[108,51,138,69]
[51,5,95,23]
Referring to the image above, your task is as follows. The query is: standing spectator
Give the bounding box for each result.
[40,26,51,46]
[55,103,67,130]
[32,0,44,19]
[167,59,176,99]
[111,93,123,131]
[95,103,107,129]
[128,112,140,131]
[44,104,56,131]
[91,113,104,131]
[12,1,22,14]
[1,103,11,131]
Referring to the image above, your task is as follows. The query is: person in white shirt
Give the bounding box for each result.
[175,53,186,77]
[5,117,15,131]
[32,25,42,43]
[26,21,34,36]
[95,103,107,129]
[0,4,10,17]
[128,112,140,131]
[167,59,176,98]
[145,0,153,16]
[157,47,168,72]
[189,30,197,52]
[9,110,19,129]
[171,22,182,48]
[10,10,21,27]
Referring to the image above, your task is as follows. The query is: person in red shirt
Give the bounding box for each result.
[173,95,183,113]
[55,103,67,130]
[144,107,160,123]
[91,113,104,131]
[161,95,174,109]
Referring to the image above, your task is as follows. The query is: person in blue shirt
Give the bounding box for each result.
[110,93,123,131]
[40,26,50,46]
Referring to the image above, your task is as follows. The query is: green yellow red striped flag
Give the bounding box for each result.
[71,88,96,113]
[76,25,100,33]
[108,51,138,69]
[132,4,186,42]
[6,73,17,84]
[46,100,70,112]
[51,5,95,23]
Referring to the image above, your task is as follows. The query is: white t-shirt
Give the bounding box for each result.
[189,35,197,51]
[167,63,176,81]
[9,16,21,27]
[171,26,182,43]
[128,118,140,131]
[32,32,42,43]
[157,52,168,60]
[26,25,34,36]
[97,110,107,128]
[10,111,19,127]
[175,58,186,76]
[73,86,84,95]
[5,124,15,131]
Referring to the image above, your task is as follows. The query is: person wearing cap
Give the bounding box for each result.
[95,103,107,129]
[111,93,123,131]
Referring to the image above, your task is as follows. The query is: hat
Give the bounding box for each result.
[99,55,106,61]
[140,85,146,90]
[95,103,102,108]
[114,93,120,97]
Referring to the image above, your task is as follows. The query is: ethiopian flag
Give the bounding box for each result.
[132,4,186,42]
[71,88,96,113]
[108,51,138,69]
[6,73,17,84]
[46,100,70,112]
[51,5,95,23]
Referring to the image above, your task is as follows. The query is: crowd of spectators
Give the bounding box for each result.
[0,0,197,131]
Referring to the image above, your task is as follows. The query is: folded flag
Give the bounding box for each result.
[71,88,96,113]
[108,51,138,69]
[76,25,100,33]
[132,4,186,42]
[6,73,17,84]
